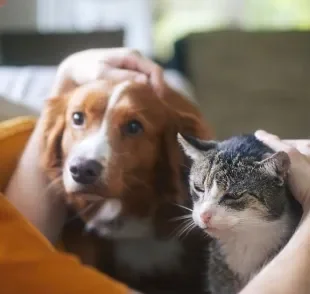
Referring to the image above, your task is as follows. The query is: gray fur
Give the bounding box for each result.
[178,134,302,294]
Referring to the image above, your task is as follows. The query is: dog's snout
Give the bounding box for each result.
[69,158,103,185]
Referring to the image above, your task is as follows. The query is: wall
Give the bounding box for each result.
[0,0,153,57]
[37,0,153,56]
[0,0,37,30]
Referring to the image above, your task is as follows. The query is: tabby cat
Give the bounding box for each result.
[178,134,302,294]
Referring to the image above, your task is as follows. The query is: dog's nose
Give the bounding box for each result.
[69,158,103,185]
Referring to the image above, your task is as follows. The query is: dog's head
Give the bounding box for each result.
[41,80,211,238]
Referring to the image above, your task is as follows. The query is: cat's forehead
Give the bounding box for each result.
[212,152,257,173]
[191,151,256,177]
[218,154,279,192]
[220,155,256,173]
[191,157,210,181]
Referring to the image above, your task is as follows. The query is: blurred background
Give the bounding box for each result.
[0,0,309,139]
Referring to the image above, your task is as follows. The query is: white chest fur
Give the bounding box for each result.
[114,237,184,274]
[218,213,292,282]
[87,200,184,274]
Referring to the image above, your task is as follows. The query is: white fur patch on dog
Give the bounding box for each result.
[63,81,131,193]
[86,199,122,232]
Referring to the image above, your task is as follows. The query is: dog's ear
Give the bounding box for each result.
[161,86,213,140]
[155,87,213,205]
[155,124,184,204]
[40,95,67,179]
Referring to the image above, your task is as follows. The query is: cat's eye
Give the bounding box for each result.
[72,111,85,127]
[193,184,204,193]
[191,192,199,201]
[222,192,243,201]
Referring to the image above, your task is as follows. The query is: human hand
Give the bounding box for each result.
[255,130,310,213]
[51,48,164,97]
[282,140,310,159]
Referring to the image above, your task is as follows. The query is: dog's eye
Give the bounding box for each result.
[72,112,85,126]
[123,120,143,135]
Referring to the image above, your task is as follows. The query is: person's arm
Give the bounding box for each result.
[0,192,132,294]
[5,48,164,243]
[4,116,65,244]
[240,130,310,294]
[240,212,310,294]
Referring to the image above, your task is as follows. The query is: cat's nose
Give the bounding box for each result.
[200,211,212,225]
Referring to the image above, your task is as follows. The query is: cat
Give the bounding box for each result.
[177,133,302,294]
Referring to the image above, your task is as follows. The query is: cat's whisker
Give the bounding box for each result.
[175,219,196,239]
[183,222,197,238]
[173,219,192,238]
[182,222,196,239]
[169,220,189,238]
[169,214,193,222]
[176,223,191,238]
[174,203,193,212]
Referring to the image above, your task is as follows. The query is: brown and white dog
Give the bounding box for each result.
[41,80,212,293]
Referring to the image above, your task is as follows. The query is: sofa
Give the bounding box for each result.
[183,30,310,139]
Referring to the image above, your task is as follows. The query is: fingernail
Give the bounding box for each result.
[255,130,267,139]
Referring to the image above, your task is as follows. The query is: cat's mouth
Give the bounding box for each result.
[203,222,239,237]
[204,226,219,235]
[196,222,219,235]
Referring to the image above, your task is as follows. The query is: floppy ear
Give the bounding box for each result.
[160,86,213,139]
[156,87,214,204]
[40,95,67,179]
[155,124,186,204]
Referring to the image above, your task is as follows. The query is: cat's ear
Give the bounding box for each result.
[258,151,290,179]
[177,133,217,160]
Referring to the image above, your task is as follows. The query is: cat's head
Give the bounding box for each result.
[178,134,291,238]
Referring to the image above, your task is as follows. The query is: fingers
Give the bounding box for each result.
[256,130,310,211]
[97,67,148,84]
[255,130,291,152]
[283,140,310,159]
[105,49,165,96]
[255,130,302,160]
[128,55,164,96]
[255,130,310,159]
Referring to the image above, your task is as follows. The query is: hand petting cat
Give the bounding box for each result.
[255,130,310,214]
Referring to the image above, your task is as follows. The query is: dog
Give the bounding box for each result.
[40,80,212,293]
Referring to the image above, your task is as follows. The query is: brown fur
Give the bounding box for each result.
[40,80,212,293]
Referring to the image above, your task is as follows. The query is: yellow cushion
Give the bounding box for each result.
[0,116,37,191]
[0,117,127,294]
